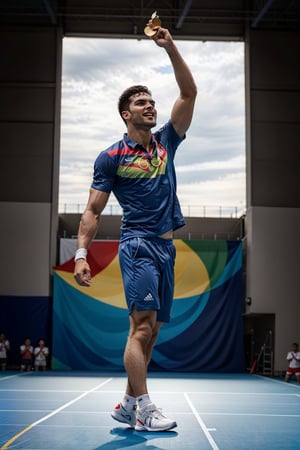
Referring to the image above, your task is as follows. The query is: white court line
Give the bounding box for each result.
[0,377,112,449]
[184,392,219,450]
[187,412,300,417]
[254,374,300,389]
[3,389,297,395]
[0,372,32,382]
[100,389,300,396]
[2,410,298,417]
[177,391,298,396]
[21,377,113,425]
[0,389,97,393]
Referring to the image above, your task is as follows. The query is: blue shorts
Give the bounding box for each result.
[118,237,176,323]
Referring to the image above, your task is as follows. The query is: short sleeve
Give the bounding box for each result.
[91,151,117,193]
[155,120,185,160]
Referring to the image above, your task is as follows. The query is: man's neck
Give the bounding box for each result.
[127,127,152,150]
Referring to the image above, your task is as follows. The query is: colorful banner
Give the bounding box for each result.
[52,239,244,372]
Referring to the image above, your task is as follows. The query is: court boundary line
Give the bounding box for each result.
[1,410,299,418]
[0,372,32,382]
[0,377,113,450]
[184,392,219,450]
[254,374,300,389]
[2,389,298,395]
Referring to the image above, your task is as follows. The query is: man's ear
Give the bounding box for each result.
[122,111,131,121]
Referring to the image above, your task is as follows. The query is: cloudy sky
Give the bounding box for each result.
[59,37,245,217]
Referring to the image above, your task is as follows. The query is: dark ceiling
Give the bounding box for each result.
[1,1,300,39]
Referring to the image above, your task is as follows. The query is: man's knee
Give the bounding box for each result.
[129,310,158,343]
[135,322,154,343]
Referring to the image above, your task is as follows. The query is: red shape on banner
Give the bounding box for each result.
[54,241,119,276]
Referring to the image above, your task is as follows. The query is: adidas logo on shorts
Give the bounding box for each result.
[144,293,154,302]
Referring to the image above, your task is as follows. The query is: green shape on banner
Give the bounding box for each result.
[183,240,228,288]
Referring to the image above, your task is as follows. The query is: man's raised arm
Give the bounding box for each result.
[150,25,197,137]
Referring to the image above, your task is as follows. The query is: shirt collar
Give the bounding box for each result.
[123,133,156,149]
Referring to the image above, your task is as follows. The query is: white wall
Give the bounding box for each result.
[0,28,62,298]
[245,206,300,370]
[0,202,52,296]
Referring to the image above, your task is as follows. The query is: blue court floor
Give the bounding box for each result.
[0,371,299,450]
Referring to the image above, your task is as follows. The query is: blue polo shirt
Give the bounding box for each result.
[92,120,186,240]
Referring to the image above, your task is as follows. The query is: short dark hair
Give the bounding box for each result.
[118,85,152,123]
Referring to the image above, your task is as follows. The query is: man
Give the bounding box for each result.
[285,342,300,384]
[0,332,10,371]
[34,339,49,372]
[74,21,197,431]
[20,337,33,372]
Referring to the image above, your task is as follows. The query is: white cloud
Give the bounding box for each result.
[176,154,245,173]
[59,37,245,215]
[178,171,246,218]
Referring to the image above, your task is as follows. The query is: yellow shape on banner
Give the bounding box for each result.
[57,255,127,308]
[56,239,209,308]
[174,240,210,298]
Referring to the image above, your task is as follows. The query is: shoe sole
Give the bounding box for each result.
[135,421,177,432]
[111,412,135,428]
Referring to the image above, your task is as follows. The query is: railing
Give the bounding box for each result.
[59,203,246,218]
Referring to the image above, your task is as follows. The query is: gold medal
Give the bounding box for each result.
[138,158,149,170]
[144,11,162,37]
[150,157,161,167]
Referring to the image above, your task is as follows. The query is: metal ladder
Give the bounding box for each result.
[251,330,273,376]
[262,330,273,376]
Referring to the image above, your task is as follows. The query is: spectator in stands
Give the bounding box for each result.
[285,342,300,383]
[74,18,197,432]
[0,332,10,371]
[20,337,33,371]
[34,339,49,372]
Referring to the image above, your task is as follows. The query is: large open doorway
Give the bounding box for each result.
[244,313,275,374]
[59,38,246,218]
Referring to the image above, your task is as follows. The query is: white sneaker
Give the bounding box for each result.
[135,405,177,431]
[111,403,137,428]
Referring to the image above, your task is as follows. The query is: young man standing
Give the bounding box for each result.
[285,342,300,384]
[74,22,197,431]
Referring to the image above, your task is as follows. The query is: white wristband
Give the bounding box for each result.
[74,248,88,262]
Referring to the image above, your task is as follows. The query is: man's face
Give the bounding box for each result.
[125,92,157,128]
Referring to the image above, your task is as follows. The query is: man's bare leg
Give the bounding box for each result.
[124,318,162,397]
[113,309,177,431]
[124,308,158,397]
